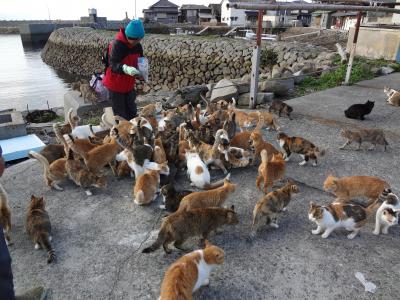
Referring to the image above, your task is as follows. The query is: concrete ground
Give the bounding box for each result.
[3,73,400,299]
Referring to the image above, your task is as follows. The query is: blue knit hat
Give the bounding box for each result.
[125,19,145,39]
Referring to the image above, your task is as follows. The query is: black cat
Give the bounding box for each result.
[159,183,193,212]
[344,100,374,120]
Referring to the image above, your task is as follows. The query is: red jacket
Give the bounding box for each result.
[103,28,143,93]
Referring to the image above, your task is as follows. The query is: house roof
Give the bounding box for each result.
[149,0,179,9]
[331,11,358,17]
[181,4,210,10]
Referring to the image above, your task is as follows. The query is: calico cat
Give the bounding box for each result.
[277,132,325,166]
[339,128,388,151]
[323,174,389,203]
[29,151,68,190]
[65,149,107,196]
[0,183,12,245]
[159,240,224,300]
[160,183,193,212]
[249,131,281,165]
[26,195,56,263]
[142,206,238,254]
[251,181,299,237]
[373,189,400,235]
[178,179,236,212]
[308,198,379,239]
[269,100,293,120]
[384,86,400,106]
[344,100,374,120]
[115,147,159,179]
[185,150,230,190]
[133,168,165,205]
[256,150,286,193]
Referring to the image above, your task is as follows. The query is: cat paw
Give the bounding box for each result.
[85,190,93,196]
[203,278,210,286]
[299,161,307,166]
[372,230,380,235]
[34,243,40,250]
[382,229,389,235]
[311,229,320,235]
[312,162,318,167]
[282,207,287,212]
[284,157,290,162]
[270,223,279,229]
[321,233,330,239]
[159,205,166,210]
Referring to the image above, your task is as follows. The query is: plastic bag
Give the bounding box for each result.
[90,73,109,102]
[137,57,149,82]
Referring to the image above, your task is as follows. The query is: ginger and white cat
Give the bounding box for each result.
[308,199,380,239]
[373,189,400,235]
[185,150,229,190]
[158,240,224,300]
[133,167,166,205]
[178,179,236,212]
[384,86,400,106]
[323,174,389,203]
[0,183,12,245]
[68,109,110,139]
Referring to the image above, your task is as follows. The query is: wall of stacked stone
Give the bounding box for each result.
[41,27,336,93]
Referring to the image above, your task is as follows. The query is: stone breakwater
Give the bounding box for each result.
[41,27,336,93]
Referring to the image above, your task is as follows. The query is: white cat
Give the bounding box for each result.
[70,113,110,139]
[185,150,229,190]
[373,189,400,235]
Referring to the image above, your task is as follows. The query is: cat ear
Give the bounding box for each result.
[204,239,211,248]
[30,195,35,201]
[309,201,315,208]
[230,205,235,211]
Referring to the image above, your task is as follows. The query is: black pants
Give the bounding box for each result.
[108,89,137,121]
[0,225,14,300]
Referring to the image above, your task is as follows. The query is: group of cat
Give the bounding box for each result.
[1,89,398,298]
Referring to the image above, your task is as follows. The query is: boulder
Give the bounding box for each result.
[380,66,394,75]
[258,80,289,97]
[210,79,239,102]
[241,74,251,84]
[237,92,250,106]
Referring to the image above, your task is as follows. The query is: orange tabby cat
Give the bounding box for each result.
[133,164,169,205]
[230,113,265,150]
[159,240,224,300]
[323,174,390,203]
[0,183,12,245]
[256,149,286,193]
[249,131,281,165]
[153,137,167,164]
[177,179,236,212]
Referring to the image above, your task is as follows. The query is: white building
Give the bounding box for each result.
[221,0,258,26]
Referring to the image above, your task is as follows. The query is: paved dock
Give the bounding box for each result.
[3,73,400,299]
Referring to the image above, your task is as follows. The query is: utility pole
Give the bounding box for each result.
[135,0,137,19]
[344,11,362,85]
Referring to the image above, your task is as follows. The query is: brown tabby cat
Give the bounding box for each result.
[249,131,281,165]
[65,149,107,196]
[159,240,224,300]
[142,206,238,254]
[0,183,12,245]
[178,179,236,212]
[248,111,280,131]
[323,174,390,203]
[29,151,68,190]
[26,195,56,263]
[251,181,299,238]
[256,150,286,193]
[37,144,65,164]
[339,128,388,151]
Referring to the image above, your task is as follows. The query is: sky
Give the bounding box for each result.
[0,0,223,20]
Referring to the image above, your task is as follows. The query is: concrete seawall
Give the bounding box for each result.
[41,27,335,93]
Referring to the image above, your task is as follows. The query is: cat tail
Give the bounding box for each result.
[29,151,50,175]
[63,134,88,159]
[203,173,231,190]
[365,197,381,216]
[260,149,269,164]
[249,203,262,239]
[39,232,56,263]
[227,152,250,168]
[142,225,167,253]
[68,108,78,130]
[378,188,392,204]
[254,113,265,131]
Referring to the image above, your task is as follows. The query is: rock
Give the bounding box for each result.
[241,74,251,84]
[380,66,394,75]
[210,79,239,102]
[258,80,289,97]
[282,70,292,78]
[237,92,250,106]
[293,70,306,84]
[271,66,282,79]
[257,92,274,104]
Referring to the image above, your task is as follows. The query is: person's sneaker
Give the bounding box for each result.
[15,286,47,300]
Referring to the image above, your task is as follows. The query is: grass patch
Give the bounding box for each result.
[83,116,101,126]
[297,58,400,96]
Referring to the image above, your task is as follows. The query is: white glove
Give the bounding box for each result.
[122,64,140,76]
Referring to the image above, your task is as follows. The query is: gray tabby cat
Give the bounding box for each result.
[339,129,388,151]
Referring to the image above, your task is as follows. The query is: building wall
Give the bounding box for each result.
[347,27,400,60]
[392,6,400,24]
[221,0,247,26]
